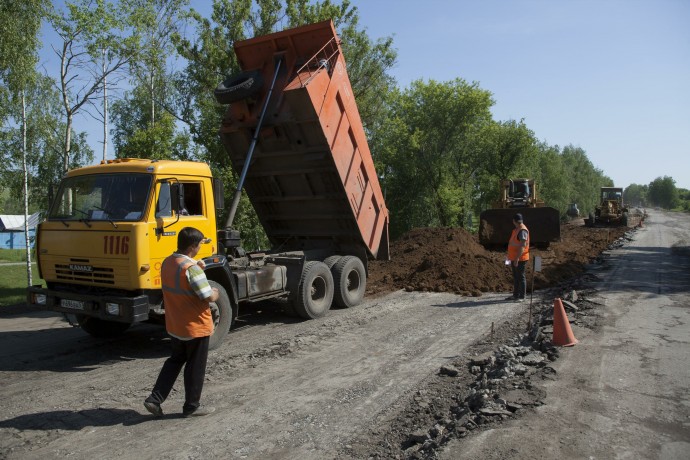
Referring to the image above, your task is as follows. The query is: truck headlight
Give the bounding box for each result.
[34,294,47,305]
[105,302,121,316]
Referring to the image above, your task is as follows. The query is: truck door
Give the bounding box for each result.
[148,180,215,288]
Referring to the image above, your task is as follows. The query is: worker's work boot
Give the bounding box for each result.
[183,405,216,417]
[143,399,163,417]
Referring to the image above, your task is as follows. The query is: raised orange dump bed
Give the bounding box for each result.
[219,20,389,260]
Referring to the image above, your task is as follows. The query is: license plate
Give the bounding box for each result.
[61,299,85,310]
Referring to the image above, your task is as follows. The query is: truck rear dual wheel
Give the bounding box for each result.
[323,255,341,269]
[294,261,334,319]
[332,256,366,308]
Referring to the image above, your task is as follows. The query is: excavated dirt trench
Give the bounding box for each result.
[366,219,632,298]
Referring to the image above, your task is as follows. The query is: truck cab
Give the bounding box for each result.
[28,159,238,346]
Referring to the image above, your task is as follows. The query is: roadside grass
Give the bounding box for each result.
[0,249,34,263]
[0,263,43,306]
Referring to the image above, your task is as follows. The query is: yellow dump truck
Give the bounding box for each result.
[27,21,389,349]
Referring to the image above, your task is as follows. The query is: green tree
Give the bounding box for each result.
[473,119,539,215]
[375,79,493,237]
[560,145,610,216]
[119,0,188,128]
[0,0,50,285]
[624,183,648,207]
[48,0,137,173]
[677,188,690,212]
[111,83,198,160]
[647,176,677,209]
[533,142,570,217]
[1,75,94,211]
[480,119,537,180]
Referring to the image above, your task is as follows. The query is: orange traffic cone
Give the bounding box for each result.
[552,298,578,346]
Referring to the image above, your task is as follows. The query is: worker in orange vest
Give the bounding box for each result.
[506,213,530,302]
[144,227,219,417]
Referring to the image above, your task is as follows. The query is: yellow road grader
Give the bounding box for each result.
[586,187,630,226]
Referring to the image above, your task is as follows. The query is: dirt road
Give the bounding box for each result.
[441,209,690,459]
[1,287,529,458]
[2,212,686,459]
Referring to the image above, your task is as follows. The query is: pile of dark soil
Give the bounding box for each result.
[366,220,631,297]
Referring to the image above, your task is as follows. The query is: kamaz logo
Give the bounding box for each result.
[69,264,93,273]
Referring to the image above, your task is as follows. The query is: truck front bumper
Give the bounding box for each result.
[27,286,150,324]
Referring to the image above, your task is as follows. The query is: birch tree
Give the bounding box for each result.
[48,0,134,173]
[0,0,48,285]
[110,0,192,160]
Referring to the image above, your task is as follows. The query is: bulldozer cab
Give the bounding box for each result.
[509,180,530,202]
[496,179,536,208]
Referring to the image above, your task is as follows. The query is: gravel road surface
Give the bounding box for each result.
[1,210,686,460]
[441,209,690,459]
[1,287,526,459]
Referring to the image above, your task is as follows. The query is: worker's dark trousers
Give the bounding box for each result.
[147,335,209,412]
[512,260,527,299]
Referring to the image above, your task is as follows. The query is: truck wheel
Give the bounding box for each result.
[323,255,341,269]
[77,315,130,338]
[294,261,333,319]
[332,256,366,308]
[214,70,264,104]
[208,280,235,350]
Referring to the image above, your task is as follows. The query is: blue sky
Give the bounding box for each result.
[42,0,690,189]
[351,0,690,189]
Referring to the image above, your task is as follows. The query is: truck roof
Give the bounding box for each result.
[65,158,213,178]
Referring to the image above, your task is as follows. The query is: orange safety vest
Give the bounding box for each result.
[161,254,214,339]
[507,223,530,262]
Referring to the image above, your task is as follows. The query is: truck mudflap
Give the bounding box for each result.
[27,285,150,324]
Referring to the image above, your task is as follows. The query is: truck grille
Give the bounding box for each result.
[55,263,115,285]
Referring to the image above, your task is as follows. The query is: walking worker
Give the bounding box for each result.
[506,213,530,302]
[144,227,219,417]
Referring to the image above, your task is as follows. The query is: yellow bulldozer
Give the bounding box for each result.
[586,187,630,226]
[479,178,561,248]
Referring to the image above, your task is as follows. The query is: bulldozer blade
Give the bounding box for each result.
[479,207,561,248]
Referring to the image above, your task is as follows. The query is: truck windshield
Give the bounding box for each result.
[49,174,152,222]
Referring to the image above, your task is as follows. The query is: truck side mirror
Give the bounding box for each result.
[171,183,181,213]
[213,178,224,209]
[155,179,182,234]
[156,181,173,217]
